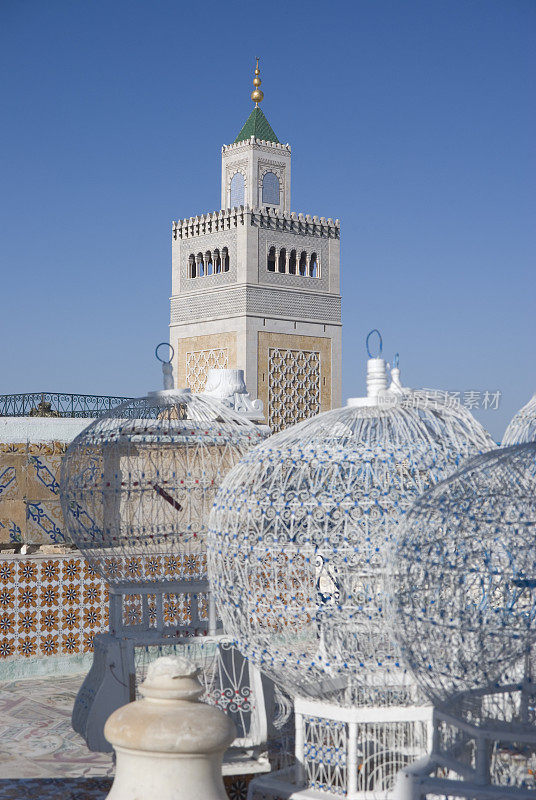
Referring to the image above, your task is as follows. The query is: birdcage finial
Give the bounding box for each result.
[155,342,175,391]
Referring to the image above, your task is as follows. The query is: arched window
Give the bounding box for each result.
[299,251,307,276]
[309,252,318,277]
[288,250,297,274]
[214,248,221,274]
[278,248,286,273]
[197,252,204,277]
[188,254,196,278]
[262,172,280,205]
[206,250,213,275]
[267,247,276,272]
[222,247,230,272]
[230,173,245,207]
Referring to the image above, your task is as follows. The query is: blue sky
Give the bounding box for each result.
[1,0,534,439]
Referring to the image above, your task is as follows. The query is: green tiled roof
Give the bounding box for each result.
[234,107,280,144]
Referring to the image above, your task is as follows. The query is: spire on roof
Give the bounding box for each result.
[234,58,280,144]
[251,57,264,107]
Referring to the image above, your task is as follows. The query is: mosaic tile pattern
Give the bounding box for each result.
[224,774,253,799]
[0,556,108,660]
[0,776,252,799]
[0,442,68,544]
[0,673,253,798]
[0,673,112,778]
[0,553,211,661]
[0,778,111,799]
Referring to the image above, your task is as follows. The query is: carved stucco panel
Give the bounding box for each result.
[170,287,341,325]
[257,332,332,432]
[175,332,237,392]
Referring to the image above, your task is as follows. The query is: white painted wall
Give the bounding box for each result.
[0,417,94,443]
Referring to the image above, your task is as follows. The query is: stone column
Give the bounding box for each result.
[104,655,236,800]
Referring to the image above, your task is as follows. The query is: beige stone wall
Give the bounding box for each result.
[257,332,332,432]
[175,332,237,392]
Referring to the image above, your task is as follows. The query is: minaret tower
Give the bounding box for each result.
[170,61,342,431]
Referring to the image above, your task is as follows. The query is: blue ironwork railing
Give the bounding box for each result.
[0,392,134,419]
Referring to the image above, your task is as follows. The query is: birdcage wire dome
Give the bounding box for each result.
[208,385,495,708]
[60,389,267,587]
[387,441,536,724]
[503,392,536,446]
[64,382,278,763]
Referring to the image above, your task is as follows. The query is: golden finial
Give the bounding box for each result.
[251,57,264,106]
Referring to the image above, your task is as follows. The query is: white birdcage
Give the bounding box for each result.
[208,332,495,799]
[60,388,264,595]
[387,442,536,800]
[503,392,536,445]
[60,357,274,770]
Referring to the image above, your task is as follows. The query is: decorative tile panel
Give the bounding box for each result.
[26,500,65,544]
[0,442,69,544]
[0,466,17,501]
[0,553,211,661]
[0,556,108,660]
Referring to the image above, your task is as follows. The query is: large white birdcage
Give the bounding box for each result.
[208,335,495,799]
[60,375,275,767]
[503,392,536,445]
[388,442,536,799]
[60,389,264,590]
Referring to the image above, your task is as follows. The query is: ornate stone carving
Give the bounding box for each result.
[186,349,229,393]
[203,369,265,422]
[204,369,247,397]
[225,162,248,196]
[170,287,341,325]
[258,159,287,170]
[268,347,321,432]
[104,655,236,800]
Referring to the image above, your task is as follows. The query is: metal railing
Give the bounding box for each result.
[0,392,134,418]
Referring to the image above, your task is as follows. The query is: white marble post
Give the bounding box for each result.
[104,655,236,800]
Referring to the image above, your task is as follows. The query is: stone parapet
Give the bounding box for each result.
[252,208,340,239]
[221,137,291,154]
[173,207,247,240]
[173,207,340,241]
